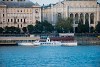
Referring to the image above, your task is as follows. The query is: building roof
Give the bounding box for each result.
[42,4,56,9]
[0,1,40,8]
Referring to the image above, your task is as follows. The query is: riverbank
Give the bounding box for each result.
[0,33,100,46]
[75,33,100,45]
[0,44,17,46]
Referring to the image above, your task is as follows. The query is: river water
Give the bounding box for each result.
[0,46,100,67]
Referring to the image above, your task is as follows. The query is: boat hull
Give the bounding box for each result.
[62,42,77,46]
[18,43,33,46]
[33,41,62,46]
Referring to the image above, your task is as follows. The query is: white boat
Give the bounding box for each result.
[33,37,78,46]
[18,42,33,46]
[33,37,62,46]
[61,41,77,46]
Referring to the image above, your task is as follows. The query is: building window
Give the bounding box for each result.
[11,19,13,22]
[27,9,28,12]
[18,19,19,22]
[35,9,38,13]
[3,14,4,17]
[17,10,19,12]
[8,19,9,22]
[14,17,17,24]
[21,10,22,12]
[30,9,32,13]
[24,19,26,23]
[90,13,94,24]
[21,24,22,27]
[58,13,62,18]
[75,13,78,24]
[24,9,25,12]
[21,19,22,22]
[0,22,2,24]
[18,24,19,28]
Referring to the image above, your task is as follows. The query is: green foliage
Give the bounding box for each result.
[22,27,27,33]
[27,20,54,34]
[34,21,43,33]
[77,21,86,33]
[90,27,94,33]
[95,21,100,33]
[27,25,34,34]
[5,26,21,34]
[0,27,4,33]
[85,20,89,33]
[77,20,90,33]
[41,20,54,33]
[55,17,73,33]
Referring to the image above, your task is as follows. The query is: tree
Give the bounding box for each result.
[4,26,21,34]
[90,27,94,33]
[34,20,54,33]
[85,19,89,33]
[27,25,34,34]
[15,27,21,34]
[22,27,27,33]
[95,21,100,33]
[55,17,64,33]
[0,27,4,33]
[55,17,73,33]
[77,20,86,33]
[34,21,43,33]
[65,17,73,32]
[41,20,54,33]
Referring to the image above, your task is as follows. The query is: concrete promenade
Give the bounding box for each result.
[75,33,100,45]
[0,36,40,45]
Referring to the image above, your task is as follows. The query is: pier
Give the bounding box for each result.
[0,34,40,46]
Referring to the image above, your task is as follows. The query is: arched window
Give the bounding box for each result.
[90,13,94,24]
[24,19,26,23]
[57,13,62,19]
[80,13,84,24]
[70,13,73,19]
[70,13,73,22]
[18,19,19,22]
[8,19,9,22]
[85,13,89,24]
[21,24,22,28]
[21,19,22,22]
[18,24,19,28]
[11,19,13,22]
[75,13,78,24]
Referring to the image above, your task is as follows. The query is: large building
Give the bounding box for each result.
[0,0,41,28]
[42,0,100,32]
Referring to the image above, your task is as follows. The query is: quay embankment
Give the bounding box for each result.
[75,33,100,45]
[0,33,100,46]
[0,34,40,46]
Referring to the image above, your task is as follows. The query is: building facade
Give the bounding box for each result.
[0,0,41,28]
[42,0,100,32]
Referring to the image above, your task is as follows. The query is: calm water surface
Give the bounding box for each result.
[0,46,100,67]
